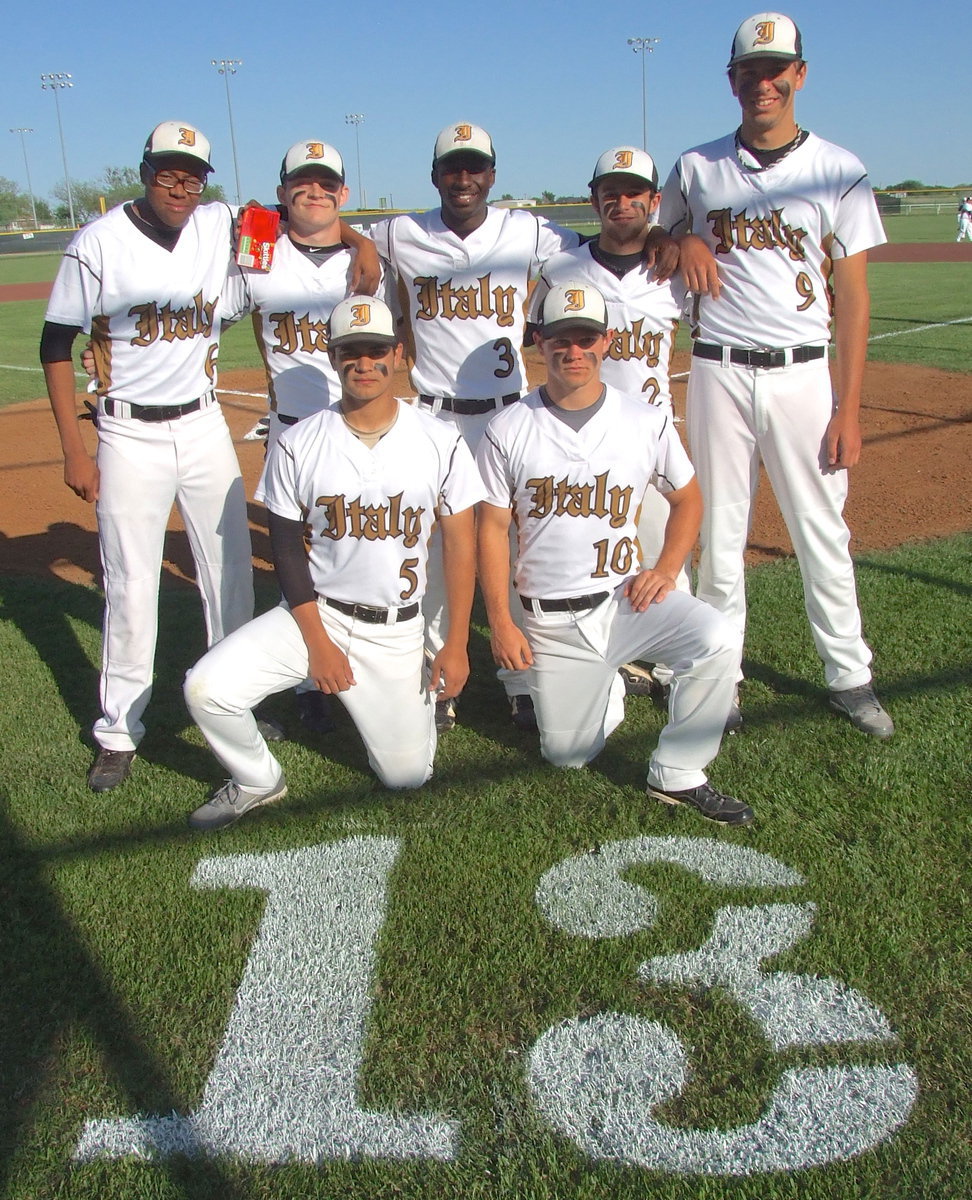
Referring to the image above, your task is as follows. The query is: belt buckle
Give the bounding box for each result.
[352,602,386,624]
[565,594,590,614]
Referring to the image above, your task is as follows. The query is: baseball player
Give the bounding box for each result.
[956,195,972,242]
[183,296,484,831]
[658,12,894,738]
[369,122,583,733]
[528,146,690,700]
[477,282,752,826]
[41,121,255,792]
[221,138,388,734]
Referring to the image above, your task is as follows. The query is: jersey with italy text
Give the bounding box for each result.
[529,242,686,407]
[261,399,485,609]
[658,131,886,349]
[371,206,579,399]
[45,201,234,405]
[477,386,694,599]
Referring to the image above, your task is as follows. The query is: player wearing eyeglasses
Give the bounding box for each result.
[41,120,256,793]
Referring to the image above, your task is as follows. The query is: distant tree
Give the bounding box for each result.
[555,195,587,204]
[539,190,556,205]
[500,193,514,201]
[52,166,226,224]
[0,176,35,226]
[886,179,925,191]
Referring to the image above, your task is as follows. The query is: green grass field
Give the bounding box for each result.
[0,534,969,1198]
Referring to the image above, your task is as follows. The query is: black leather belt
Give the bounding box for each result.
[102,394,211,421]
[521,591,609,615]
[277,413,299,426]
[322,597,420,625]
[418,393,520,415]
[692,341,826,369]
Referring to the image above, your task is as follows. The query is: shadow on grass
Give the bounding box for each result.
[0,796,247,1198]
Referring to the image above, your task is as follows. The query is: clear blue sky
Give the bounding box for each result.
[2,0,969,213]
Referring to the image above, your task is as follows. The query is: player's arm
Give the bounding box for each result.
[427,507,477,700]
[643,226,680,282]
[40,321,99,503]
[267,510,356,692]
[624,477,702,610]
[673,233,722,298]
[477,500,533,670]
[338,221,381,295]
[827,251,870,469]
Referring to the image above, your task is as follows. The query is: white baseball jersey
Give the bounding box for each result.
[46,201,234,404]
[658,131,886,348]
[262,399,485,608]
[371,207,579,398]
[529,243,686,406]
[220,237,354,421]
[477,386,694,598]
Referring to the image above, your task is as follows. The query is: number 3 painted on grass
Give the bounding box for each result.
[75,836,916,1174]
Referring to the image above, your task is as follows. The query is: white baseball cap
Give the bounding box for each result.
[539,282,608,337]
[432,122,496,168]
[589,146,658,191]
[280,140,345,184]
[728,12,804,67]
[328,296,398,348]
[143,121,213,172]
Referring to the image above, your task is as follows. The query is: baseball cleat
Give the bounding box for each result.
[189,776,288,832]
[647,781,754,826]
[87,748,136,793]
[619,662,656,697]
[724,687,743,735]
[256,716,286,742]
[295,690,336,734]
[435,697,456,732]
[828,685,894,739]
[510,693,538,731]
[243,416,270,442]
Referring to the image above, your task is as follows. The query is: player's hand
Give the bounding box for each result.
[824,409,862,470]
[489,622,534,671]
[349,238,381,295]
[428,643,470,701]
[64,451,99,503]
[643,226,678,281]
[624,569,676,610]
[80,342,96,379]
[306,641,356,693]
[677,234,722,298]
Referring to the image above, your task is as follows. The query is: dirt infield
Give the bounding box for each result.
[1,351,969,589]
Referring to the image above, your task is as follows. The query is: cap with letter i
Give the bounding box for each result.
[539,283,609,337]
[728,12,804,66]
[432,122,496,167]
[279,140,345,184]
[327,296,399,348]
[588,146,659,191]
[143,121,213,171]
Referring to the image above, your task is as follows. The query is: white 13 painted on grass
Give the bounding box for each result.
[75,836,916,1175]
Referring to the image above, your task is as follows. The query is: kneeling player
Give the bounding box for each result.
[184,297,484,830]
[476,283,752,825]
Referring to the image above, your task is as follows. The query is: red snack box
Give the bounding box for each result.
[236,207,280,271]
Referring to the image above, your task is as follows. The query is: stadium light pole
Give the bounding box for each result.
[39,73,76,228]
[211,58,243,206]
[627,37,660,152]
[345,113,366,210]
[9,127,39,229]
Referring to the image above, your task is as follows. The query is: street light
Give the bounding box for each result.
[627,37,660,152]
[40,72,76,228]
[9,127,39,229]
[211,58,243,205]
[345,114,366,210]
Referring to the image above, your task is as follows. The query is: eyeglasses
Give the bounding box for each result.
[143,162,207,194]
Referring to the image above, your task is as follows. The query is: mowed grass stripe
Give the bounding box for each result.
[0,534,969,1198]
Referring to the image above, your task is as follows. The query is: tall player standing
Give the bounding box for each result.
[659,13,894,737]
[41,122,255,792]
[370,123,582,732]
[184,297,483,831]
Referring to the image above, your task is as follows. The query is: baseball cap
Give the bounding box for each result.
[539,283,609,338]
[432,122,496,168]
[328,296,398,348]
[589,146,659,191]
[280,140,345,184]
[728,13,804,67]
[143,121,213,172]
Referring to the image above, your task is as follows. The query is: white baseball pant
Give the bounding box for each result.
[521,586,741,792]
[93,402,254,751]
[686,357,873,690]
[184,601,436,791]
